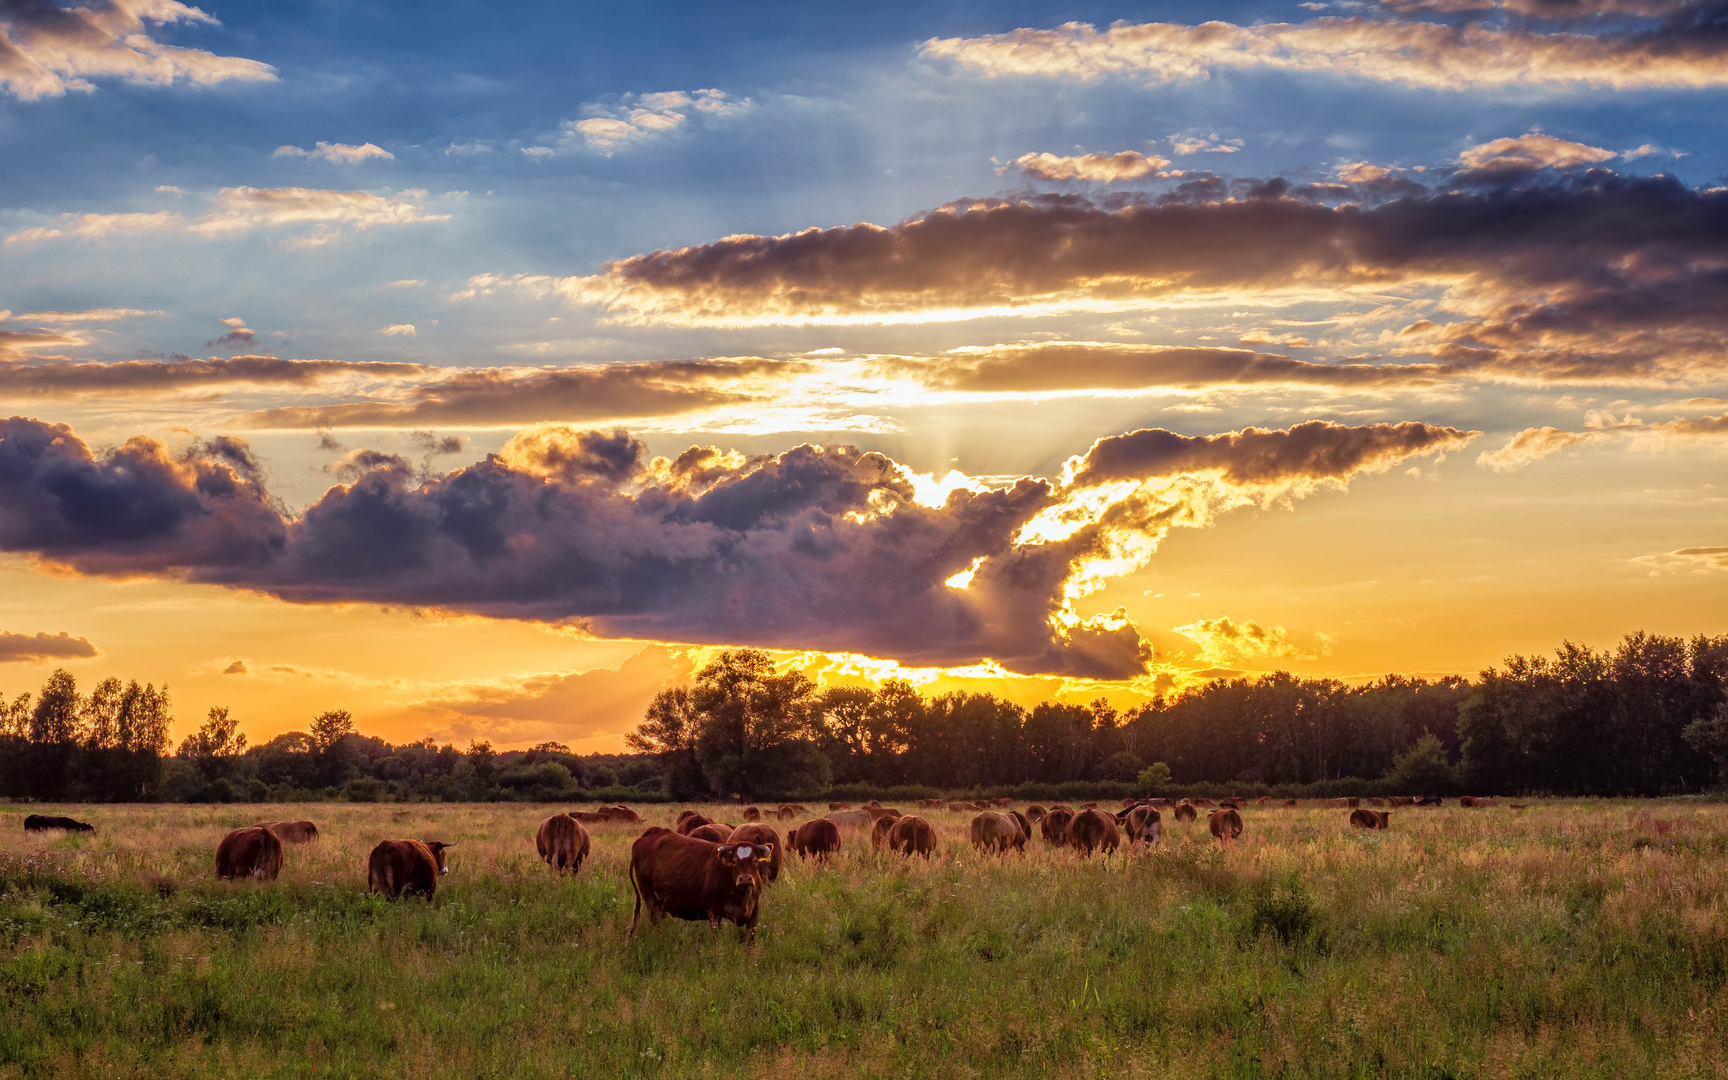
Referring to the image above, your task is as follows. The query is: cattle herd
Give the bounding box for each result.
[15,794,1497,940]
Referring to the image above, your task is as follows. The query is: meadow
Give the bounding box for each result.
[1,799,1726,1079]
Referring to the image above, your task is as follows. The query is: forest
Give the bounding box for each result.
[4,631,1728,803]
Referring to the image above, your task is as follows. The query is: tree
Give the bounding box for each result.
[309,710,355,753]
[688,650,822,798]
[630,686,707,798]
[1683,703,1728,784]
[29,669,83,745]
[1385,733,1458,794]
[179,706,247,760]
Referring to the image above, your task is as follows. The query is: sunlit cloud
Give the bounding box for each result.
[1478,411,1728,471]
[7,187,452,248]
[1169,133,1243,155]
[1173,616,1330,664]
[545,88,754,157]
[273,141,394,164]
[12,307,163,323]
[1003,150,1174,182]
[4,210,179,245]
[0,0,276,101]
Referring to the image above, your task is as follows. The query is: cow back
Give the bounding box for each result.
[217,826,283,882]
[886,814,936,857]
[1069,809,1120,855]
[676,813,715,836]
[536,813,591,872]
[1208,808,1244,841]
[367,839,441,899]
[789,818,840,859]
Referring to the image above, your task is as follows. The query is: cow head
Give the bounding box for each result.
[716,843,772,890]
[422,840,456,875]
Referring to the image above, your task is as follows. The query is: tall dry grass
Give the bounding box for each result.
[2,799,1727,1078]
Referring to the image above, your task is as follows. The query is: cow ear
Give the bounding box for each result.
[761,843,774,859]
[716,845,737,863]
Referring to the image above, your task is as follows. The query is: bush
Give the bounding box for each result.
[1096,750,1145,783]
[1384,733,1458,794]
[1137,762,1173,793]
[342,777,386,802]
[1247,876,1321,947]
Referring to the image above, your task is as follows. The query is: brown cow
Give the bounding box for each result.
[1460,796,1486,808]
[775,804,800,820]
[601,805,643,823]
[886,815,937,858]
[1208,808,1243,842]
[742,806,762,822]
[865,806,903,822]
[870,814,896,850]
[1040,807,1074,844]
[1349,808,1391,830]
[689,824,732,843]
[865,800,882,809]
[572,811,612,824]
[1191,798,1215,808]
[970,811,1025,854]
[629,828,772,942]
[825,809,873,830]
[1283,798,1299,808]
[536,813,591,873]
[1509,803,1530,811]
[1258,796,1272,807]
[367,839,454,899]
[1368,797,1387,807]
[1026,804,1047,823]
[1172,800,1198,823]
[1069,809,1120,856]
[25,814,94,832]
[787,818,841,861]
[1122,805,1162,848]
[829,801,852,810]
[1347,797,1361,808]
[257,820,318,844]
[216,826,282,882]
[947,801,973,812]
[676,812,715,836]
[1219,799,1242,810]
[1388,796,1414,807]
[728,823,783,883]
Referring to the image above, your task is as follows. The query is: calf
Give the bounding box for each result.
[536,813,591,873]
[257,820,318,844]
[787,818,841,862]
[367,839,455,900]
[969,811,1025,854]
[1349,808,1391,830]
[216,826,283,882]
[1208,808,1243,842]
[886,815,937,858]
[23,814,94,833]
[629,827,772,942]
[1069,809,1121,856]
[728,823,783,883]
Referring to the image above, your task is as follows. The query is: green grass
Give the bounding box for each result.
[1,800,1726,1078]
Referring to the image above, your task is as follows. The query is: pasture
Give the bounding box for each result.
[1,800,1726,1079]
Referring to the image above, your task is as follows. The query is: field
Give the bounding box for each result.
[2,800,1727,1079]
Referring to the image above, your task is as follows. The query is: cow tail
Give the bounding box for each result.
[627,857,643,939]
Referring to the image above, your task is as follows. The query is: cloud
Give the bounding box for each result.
[1173,617,1324,663]
[900,341,1453,393]
[1004,150,1173,182]
[0,416,1471,678]
[13,307,163,323]
[0,324,82,363]
[207,316,254,351]
[189,186,451,242]
[1455,132,1617,175]
[558,170,1728,389]
[1169,133,1243,155]
[379,323,415,336]
[1478,411,1728,471]
[222,659,247,674]
[0,0,275,101]
[240,356,800,429]
[4,210,178,245]
[1666,547,1728,571]
[554,88,753,156]
[919,7,1728,91]
[1476,425,1602,470]
[0,354,427,398]
[0,630,97,662]
[273,141,393,164]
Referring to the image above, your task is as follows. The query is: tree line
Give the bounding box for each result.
[6,630,1728,803]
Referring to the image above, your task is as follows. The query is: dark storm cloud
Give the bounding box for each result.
[0,416,1470,678]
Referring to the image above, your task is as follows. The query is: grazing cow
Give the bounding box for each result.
[1416,796,1443,806]
[829,802,852,811]
[1349,808,1391,830]
[629,828,772,942]
[1388,796,1414,807]
[1123,805,1162,848]
[676,813,715,836]
[601,805,643,823]
[742,806,762,822]
[1219,799,1242,810]
[1346,797,1361,808]
[1026,804,1047,823]
[1368,797,1387,807]
[947,801,974,812]
[870,814,896,849]
[216,826,282,881]
[1509,803,1529,811]
[23,815,94,833]
[689,824,732,843]
[1008,810,1031,842]
[995,798,1013,808]
[970,811,1026,854]
[1040,807,1074,845]
[1283,798,1299,808]
[728,823,783,883]
[1459,796,1484,808]
[1191,798,1215,808]
[886,815,937,858]
[787,818,841,862]
[257,820,318,844]
[1208,808,1243,842]
[367,839,454,900]
[776,805,800,820]
[825,809,874,830]
[865,806,903,822]
[536,814,591,873]
[1069,809,1120,856]
[1172,800,1198,823]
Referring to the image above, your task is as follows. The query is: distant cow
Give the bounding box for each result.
[1368,798,1387,807]
[742,806,762,822]
[1026,804,1047,823]
[829,802,852,811]
[1122,805,1161,848]
[1219,799,1242,810]
[825,809,873,830]
[1388,796,1414,807]
[676,812,715,836]
[536,813,591,873]
[865,806,903,822]
[24,815,93,833]
[600,805,643,823]
[970,811,1026,854]
[257,820,318,844]
[1509,803,1530,811]
[728,823,783,883]
[1350,808,1391,830]
[689,824,732,843]
[1069,809,1120,856]
[1172,800,1198,823]
[1208,808,1243,842]
[1346,797,1361,808]
[572,811,612,824]
[775,804,801,820]
[629,827,772,942]
[1258,796,1272,807]
[1040,807,1074,845]
[1283,798,1299,808]
[1460,796,1485,808]
[217,826,283,881]
[947,801,973,812]
[1191,798,1215,808]
[1416,796,1443,806]
[787,818,841,862]
[886,815,936,857]
[367,839,454,900]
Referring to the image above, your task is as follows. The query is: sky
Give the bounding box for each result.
[3,0,1728,752]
